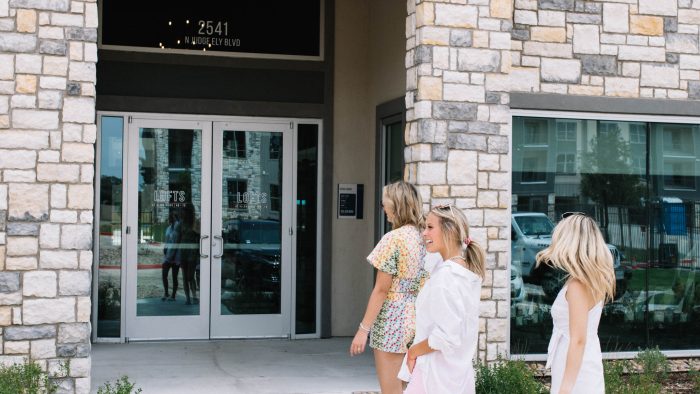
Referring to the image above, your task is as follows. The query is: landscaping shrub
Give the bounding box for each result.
[0,362,56,394]
[475,357,547,394]
[97,375,142,394]
[690,368,700,393]
[603,347,669,394]
[635,347,669,383]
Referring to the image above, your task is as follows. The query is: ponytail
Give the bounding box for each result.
[462,237,486,279]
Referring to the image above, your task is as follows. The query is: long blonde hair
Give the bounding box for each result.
[536,214,616,303]
[430,205,485,279]
[383,181,424,229]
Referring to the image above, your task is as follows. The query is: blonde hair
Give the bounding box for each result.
[429,205,485,279]
[383,181,424,229]
[536,214,616,303]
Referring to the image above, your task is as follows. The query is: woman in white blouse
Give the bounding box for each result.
[398,204,484,394]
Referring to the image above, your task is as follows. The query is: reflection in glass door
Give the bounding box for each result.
[211,123,292,338]
[125,120,211,340]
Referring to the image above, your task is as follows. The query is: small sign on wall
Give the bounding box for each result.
[338,184,364,219]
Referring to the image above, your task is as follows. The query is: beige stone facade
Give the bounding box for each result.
[1,0,699,391]
[404,0,700,363]
[0,0,96,392]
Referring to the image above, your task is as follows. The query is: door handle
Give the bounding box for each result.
[213,235,224,259]
[200,235,209,258]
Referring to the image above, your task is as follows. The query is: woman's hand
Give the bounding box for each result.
[349,330,368,356]
[407,354,417,373]
[407,346,418,373]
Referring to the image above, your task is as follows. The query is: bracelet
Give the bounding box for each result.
[359,322,371,333]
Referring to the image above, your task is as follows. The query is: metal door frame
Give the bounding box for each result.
[94,112,323,342]
[210,120,293,338]
[124,118,213,340]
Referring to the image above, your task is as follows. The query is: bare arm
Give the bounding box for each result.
[559,279,595,394]
[349,271,393,356]
[406,339,434,372]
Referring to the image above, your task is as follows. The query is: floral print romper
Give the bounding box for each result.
[367,225,427,353]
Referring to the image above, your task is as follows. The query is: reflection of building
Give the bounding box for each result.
[150,130,203,223]
[221,132,281,221]
[511,116,700,354]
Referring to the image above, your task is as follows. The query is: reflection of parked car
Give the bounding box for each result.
[511,265,525,302]
[221,219,281,292]
[511,212,553,279]
[623,290,687,326]
[511,212,628,300]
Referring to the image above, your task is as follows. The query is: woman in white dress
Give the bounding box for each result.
[536,212,616,394]
[398,204,484,394]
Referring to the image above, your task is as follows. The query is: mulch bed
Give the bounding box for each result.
[535,372,697,393]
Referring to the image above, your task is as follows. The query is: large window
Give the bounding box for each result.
[512,116,700,355]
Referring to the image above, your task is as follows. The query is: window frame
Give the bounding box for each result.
[511,109,700,361]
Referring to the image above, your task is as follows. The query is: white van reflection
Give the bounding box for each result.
[511,212,627,301]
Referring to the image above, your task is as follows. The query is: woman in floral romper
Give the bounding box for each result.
[349,181,427,394]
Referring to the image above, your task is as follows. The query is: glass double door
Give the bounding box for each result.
[125,118,292,340]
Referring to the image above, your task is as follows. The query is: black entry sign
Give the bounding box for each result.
[100,0,322,58]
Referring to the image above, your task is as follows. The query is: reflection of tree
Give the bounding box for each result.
[581,124,644,240]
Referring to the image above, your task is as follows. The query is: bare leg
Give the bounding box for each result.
[161,264,171,300]
[374,349,405,394]
[170,264,180,299]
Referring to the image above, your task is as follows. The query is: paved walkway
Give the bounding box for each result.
[91,338,381,394]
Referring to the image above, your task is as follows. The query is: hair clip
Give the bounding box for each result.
[464,236,472,246]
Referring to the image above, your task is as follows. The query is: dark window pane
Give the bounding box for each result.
[97,116,124,337]
[224,131,247,158]
[227,179,248,210]
[269,135,281,160]
[295,124,318,334]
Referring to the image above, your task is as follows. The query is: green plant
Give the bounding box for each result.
[475,357,547,394]
[0,361,56,394]
[603,348,671,394]
[635,347,669,383]
[97,376,142,394]
[689,369,700,393]
[604,359,630,394]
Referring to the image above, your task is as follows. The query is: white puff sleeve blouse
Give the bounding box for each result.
[398,259,482,394]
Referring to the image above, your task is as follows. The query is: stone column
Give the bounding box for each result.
[0,0,97,392]
[405,0,512,362]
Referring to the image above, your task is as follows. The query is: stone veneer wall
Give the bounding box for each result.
[405,0,700,363]
[512,0,700,99]
[405,0,514,362]
[0,0,97,392]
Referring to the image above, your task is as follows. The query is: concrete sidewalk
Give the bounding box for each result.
[91,338,381,394]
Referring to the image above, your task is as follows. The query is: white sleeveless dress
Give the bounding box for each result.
[546,283,604,394]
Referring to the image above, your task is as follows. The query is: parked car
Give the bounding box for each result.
[511,212,628,300]
[221,219,281,293]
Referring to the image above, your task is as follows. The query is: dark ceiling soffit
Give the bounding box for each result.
[96,95,325,118]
